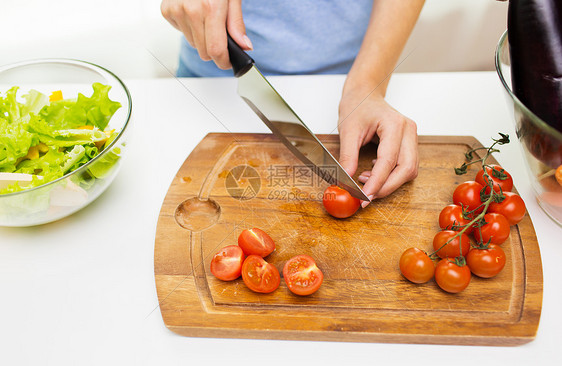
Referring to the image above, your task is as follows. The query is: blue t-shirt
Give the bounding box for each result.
[177,0,373,77]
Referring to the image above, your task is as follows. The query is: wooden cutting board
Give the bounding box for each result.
[154,133,542,346]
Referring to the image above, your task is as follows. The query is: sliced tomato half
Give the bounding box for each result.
[238,228,276,257]
[241,255,280,293]
[283,255,324,296]
[210,245,245,281]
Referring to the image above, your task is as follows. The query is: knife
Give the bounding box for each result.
[227,35,370,202]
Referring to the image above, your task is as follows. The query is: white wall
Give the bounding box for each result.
[0,0,507,78]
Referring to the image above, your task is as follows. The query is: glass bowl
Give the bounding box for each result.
[0,59,132,226]
[496,31,562,226]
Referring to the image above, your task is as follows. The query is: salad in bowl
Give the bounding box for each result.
[0,59,131,226]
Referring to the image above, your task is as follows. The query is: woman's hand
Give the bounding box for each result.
[337,90,419,207]
[161,0,252,69]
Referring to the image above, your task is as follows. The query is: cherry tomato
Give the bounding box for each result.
[466,244,506,278]
[241,255,280,293]
[453,181,484,213]
[283,255,324,296]
[210,245,245,281]
[556,165,562,186]
[238,228,275,257]
[475,164,513,193]
[473,213,511,245]
[488,192,526,225]
[434,259,471,293]
[432,230,471,259]
[322,185,361,218]
[399,248,435,284]
[438,204,473,233]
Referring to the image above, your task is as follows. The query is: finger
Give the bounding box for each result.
[160,0,180,30]
[375,120,419,198]
[188,3,209,61]
[176,20,195,48]
[360,120,404,202]
[358,171,371,183]
[204,0,230,68]
[338,126,362,177]
[227,0,252,50]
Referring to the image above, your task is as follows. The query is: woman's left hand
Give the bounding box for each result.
[337,90,419,207]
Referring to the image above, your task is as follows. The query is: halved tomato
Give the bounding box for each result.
[238,228,276,257]
[210,245,245,281]
[241,255,280,293]
[283,255,324,296]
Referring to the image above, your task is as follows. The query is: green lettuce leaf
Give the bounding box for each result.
[38,82,121,130]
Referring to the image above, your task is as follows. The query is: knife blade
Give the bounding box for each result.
[227,35,369,202]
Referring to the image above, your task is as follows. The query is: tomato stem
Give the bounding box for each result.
[431,134,510,261]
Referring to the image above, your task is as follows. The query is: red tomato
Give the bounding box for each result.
[438,204,473,233]
[241,255,280,293]
[210,245,245,281]
[488,192,526,225]
[399,248,435,284]
[466,244,506,278]
[473,213,511,245]
[475,165,513,193]
[283,255,324,296]
[453,181,484,213]
[322,185,361,218]
[434,259,471,293]
[238,228,275,257]
[432,230,471,259]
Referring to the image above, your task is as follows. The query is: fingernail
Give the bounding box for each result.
[243,35,253,50]
[361,195,374,208]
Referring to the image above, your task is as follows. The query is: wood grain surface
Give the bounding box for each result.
[154,133,543,345]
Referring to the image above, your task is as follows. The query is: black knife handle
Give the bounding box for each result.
[227,33,254,78]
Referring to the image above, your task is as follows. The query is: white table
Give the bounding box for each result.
[1,72,561,365]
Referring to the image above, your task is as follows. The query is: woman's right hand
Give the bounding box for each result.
[161,0,253,69]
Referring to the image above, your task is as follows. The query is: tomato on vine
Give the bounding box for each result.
[434,258,471,293]
[466,244,506,278]
[438,204,473,233]
[475,164,513,193]
[488,192,526,225]
[432,230,471,259]
[399,248,435,284]
[453,181,484,213]
[473,212,510,245]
